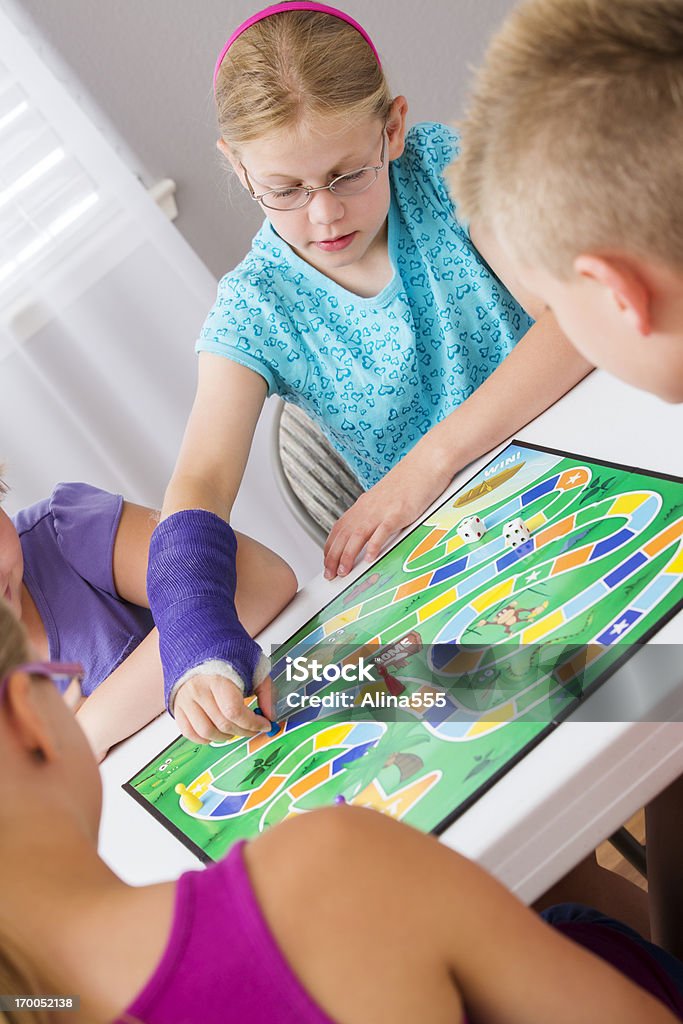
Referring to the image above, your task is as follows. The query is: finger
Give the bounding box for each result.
[323,519,340,561]
[255,675,275,721]
[184,692,239,742]
[324,524,350,579]
[337,527,370,577]
[364,522,398,563]
[175,704,210,745]
[211,678,270,736]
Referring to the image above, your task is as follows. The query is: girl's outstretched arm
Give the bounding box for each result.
[324,310,592,578]
[146,354,282,742]
[247,806,679,1024]
[163,353,268,520]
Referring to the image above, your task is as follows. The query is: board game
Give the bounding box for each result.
[125,442,683,862]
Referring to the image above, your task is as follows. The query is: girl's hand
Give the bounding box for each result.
[323,446,454,579]
[323,312,593,581]
[174,673,275,744]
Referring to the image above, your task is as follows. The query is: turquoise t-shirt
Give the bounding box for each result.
[197,122,533,489]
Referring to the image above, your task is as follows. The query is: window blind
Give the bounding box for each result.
[0,59,111,300]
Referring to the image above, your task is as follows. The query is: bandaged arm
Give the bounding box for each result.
[147,509,269,713]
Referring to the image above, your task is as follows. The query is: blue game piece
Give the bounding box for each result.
[254,707,280,736]
[334,795,347,805]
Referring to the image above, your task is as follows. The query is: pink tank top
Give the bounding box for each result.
[120,841,336,1024]
[119,841,683,1023]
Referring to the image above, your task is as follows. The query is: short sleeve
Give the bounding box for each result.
[49,482,124,596]
[195,267,282,397]
[399,122,460,221]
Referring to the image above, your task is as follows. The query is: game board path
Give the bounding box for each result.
[273,481,678,681]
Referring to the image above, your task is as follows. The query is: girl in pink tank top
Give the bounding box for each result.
[0,599,681,1024]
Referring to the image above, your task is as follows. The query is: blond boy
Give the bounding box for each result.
[448,0,683,961]
[449,0,683,401]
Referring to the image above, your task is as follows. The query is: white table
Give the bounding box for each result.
[100,370,683,901]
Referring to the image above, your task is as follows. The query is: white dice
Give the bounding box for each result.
[457,515,486,543]
[503,518,530,547]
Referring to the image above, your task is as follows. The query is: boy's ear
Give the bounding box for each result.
[574,254,652,336]
[386,95,408,161]
[4,671,58,763]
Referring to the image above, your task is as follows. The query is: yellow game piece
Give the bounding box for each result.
[175,783,203,813]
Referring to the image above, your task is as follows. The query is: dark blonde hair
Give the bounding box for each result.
[0,944,50,1024]
[0,598,27,686]
[215,7,392,152]
[0,603,46,1024]
[449,0,683,277]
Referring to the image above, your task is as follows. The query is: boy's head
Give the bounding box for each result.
[449,0,683,401]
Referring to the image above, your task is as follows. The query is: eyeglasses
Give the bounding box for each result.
[0,661,84,703]
[241,130,387,212]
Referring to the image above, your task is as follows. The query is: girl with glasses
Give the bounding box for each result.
[0,475,296,761]
[147,2,593,745]
[0,601,681,1023]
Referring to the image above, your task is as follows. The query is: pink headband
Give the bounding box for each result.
[213,2,381,89]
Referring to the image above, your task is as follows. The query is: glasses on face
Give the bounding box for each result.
[0,661,84,703]
[241,130,387,212]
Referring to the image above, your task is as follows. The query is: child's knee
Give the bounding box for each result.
[269,553,298,608]
[234,533,298,630]
[258,548,298,620]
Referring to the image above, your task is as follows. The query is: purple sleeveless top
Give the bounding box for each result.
[14,483,154,696]
[120,841,337,1024]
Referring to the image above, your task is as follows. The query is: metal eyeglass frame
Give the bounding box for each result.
[241,130,387,211]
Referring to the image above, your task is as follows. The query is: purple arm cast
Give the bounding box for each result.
[147,510,266,712]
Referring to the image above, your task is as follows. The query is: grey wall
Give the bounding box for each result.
[11,0,516,278]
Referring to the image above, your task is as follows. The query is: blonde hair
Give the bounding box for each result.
[0,942,51,1024]
[0,604,46,1024]
[0,597,27,685]
[215,6,392,151]
[449,0,683,278]
[0,608,140,1023]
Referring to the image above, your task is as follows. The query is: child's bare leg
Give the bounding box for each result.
[534,851,650,939]
[76,532,296,760]
[647,772,683,960]
[246,807,676,1024]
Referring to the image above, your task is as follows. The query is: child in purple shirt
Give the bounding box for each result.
[0,602,681,1024]
[0,477,296,759]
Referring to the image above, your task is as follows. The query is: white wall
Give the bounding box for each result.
[9,0,517,277]
[0,0,518,585]
[0,6,322,584]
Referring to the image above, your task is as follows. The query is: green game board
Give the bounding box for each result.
[125,442,683,862]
